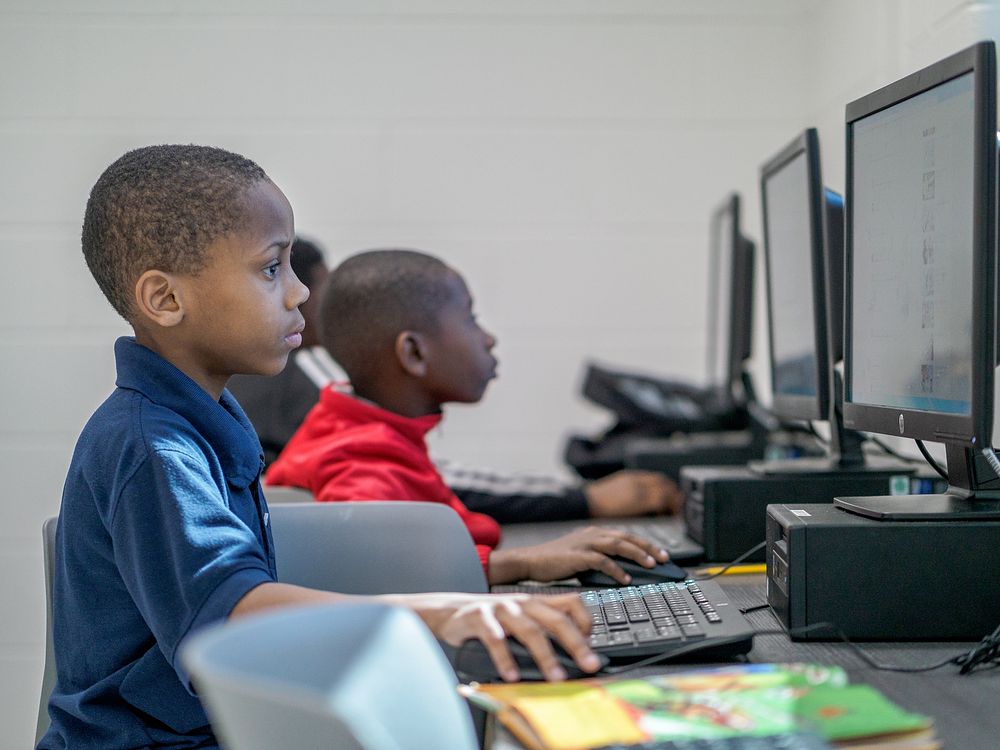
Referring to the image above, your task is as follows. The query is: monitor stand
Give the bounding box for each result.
[835,443,1000,520]
[746,409,909,478]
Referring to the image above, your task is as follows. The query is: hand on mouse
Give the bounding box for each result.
[584,470,683,518]
[489,527,669,586]
[406,591,600,682]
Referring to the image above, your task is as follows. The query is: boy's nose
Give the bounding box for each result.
[485,330,498,349]
[288,274,310,309]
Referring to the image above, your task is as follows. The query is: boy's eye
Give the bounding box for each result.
[263,262,280,279]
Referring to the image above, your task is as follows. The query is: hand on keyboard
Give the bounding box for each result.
[427,590,602,682]
[454,636,610,683]
[490,526,670,586]
[585,470,684,517]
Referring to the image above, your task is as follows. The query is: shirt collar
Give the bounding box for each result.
[114,337,264,486]
[322,385,442,443]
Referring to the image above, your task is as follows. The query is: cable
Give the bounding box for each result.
[754,621,1000,675]
[915,439,949,480]
[600,622,1000,679]
[599,636,751,675]
[754,408,818,439]
[981,447,1000,479]
[693,541,767,581]
[739,603,770,615]
[600,620,1000,678]
[954,623,1000,674]
[805,421,829,446]
[866,435,924,464]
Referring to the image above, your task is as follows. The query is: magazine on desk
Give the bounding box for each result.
[459,663,938,750]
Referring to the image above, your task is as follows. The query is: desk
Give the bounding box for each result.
[492,519,1000,749]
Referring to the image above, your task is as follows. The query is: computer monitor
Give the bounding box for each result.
[836,41,1000,519]
[761,129,831,423]
[756,129,869,474]
[706,193,755,408]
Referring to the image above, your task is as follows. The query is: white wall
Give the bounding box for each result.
[0,1,995,747]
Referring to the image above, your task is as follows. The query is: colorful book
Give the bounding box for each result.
[460,664,937,750]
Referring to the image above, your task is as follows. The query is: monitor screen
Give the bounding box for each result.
[849,72,975,417]
[763,149,821,410]
[707,201,735,390]
[707,194,755,405]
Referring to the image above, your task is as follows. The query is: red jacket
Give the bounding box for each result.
[265,386,501,573]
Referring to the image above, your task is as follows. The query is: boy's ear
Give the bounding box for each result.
[133,270,184,328]
[395,330,429,377]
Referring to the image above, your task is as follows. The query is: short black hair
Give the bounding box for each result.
[320,249,456,383]
[82,144,269,320]
[290,236,326,287]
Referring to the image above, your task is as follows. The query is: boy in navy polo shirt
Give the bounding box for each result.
[39,146,601,750]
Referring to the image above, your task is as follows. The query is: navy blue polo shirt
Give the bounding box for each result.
[39,337,278,750]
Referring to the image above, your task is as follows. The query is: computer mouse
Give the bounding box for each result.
[576,556,687,588]
[452,638,610,683]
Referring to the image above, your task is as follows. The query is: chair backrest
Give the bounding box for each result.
[268,501,488,594]
[260,485,313,504]
[35,517,58,747]
[181,603,479,750]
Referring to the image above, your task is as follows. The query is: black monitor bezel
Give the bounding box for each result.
[843,42,996,448]
[760,128,830,422]
[707,193,752,401]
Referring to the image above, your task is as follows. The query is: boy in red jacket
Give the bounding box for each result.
[267,249,671,585]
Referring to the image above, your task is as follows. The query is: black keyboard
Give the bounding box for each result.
[582,579,753,661]
[597,732,833,750]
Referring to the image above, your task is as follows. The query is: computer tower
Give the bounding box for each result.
[681,463,931,562]
[766,502,1000,640]
[623,431,764,482]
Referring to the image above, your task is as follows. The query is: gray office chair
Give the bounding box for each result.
[268,501,488,594]
[260,485,313,504]
[35,517,58,747]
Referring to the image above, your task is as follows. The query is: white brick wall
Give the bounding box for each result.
[1,1,994,747]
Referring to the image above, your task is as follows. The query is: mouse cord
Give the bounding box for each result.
[598,637,751,675]
[753,622,993,674]
[692,541,767,582]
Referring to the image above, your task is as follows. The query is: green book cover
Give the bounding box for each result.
[795,684,931,740]
[603,682,930,742]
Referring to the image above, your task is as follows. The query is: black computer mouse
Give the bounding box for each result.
[453,638,610,683]
[576,556,687,588]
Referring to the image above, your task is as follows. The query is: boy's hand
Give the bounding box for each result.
[492,527,669,586]
[407,592,599,682]
[584,470,683,517]
[232,583,597,683]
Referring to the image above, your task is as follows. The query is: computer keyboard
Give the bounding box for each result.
[581,579,753,661]
[596,732,833,750]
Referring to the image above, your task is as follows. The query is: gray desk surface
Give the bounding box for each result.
[490,518,1000,750]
